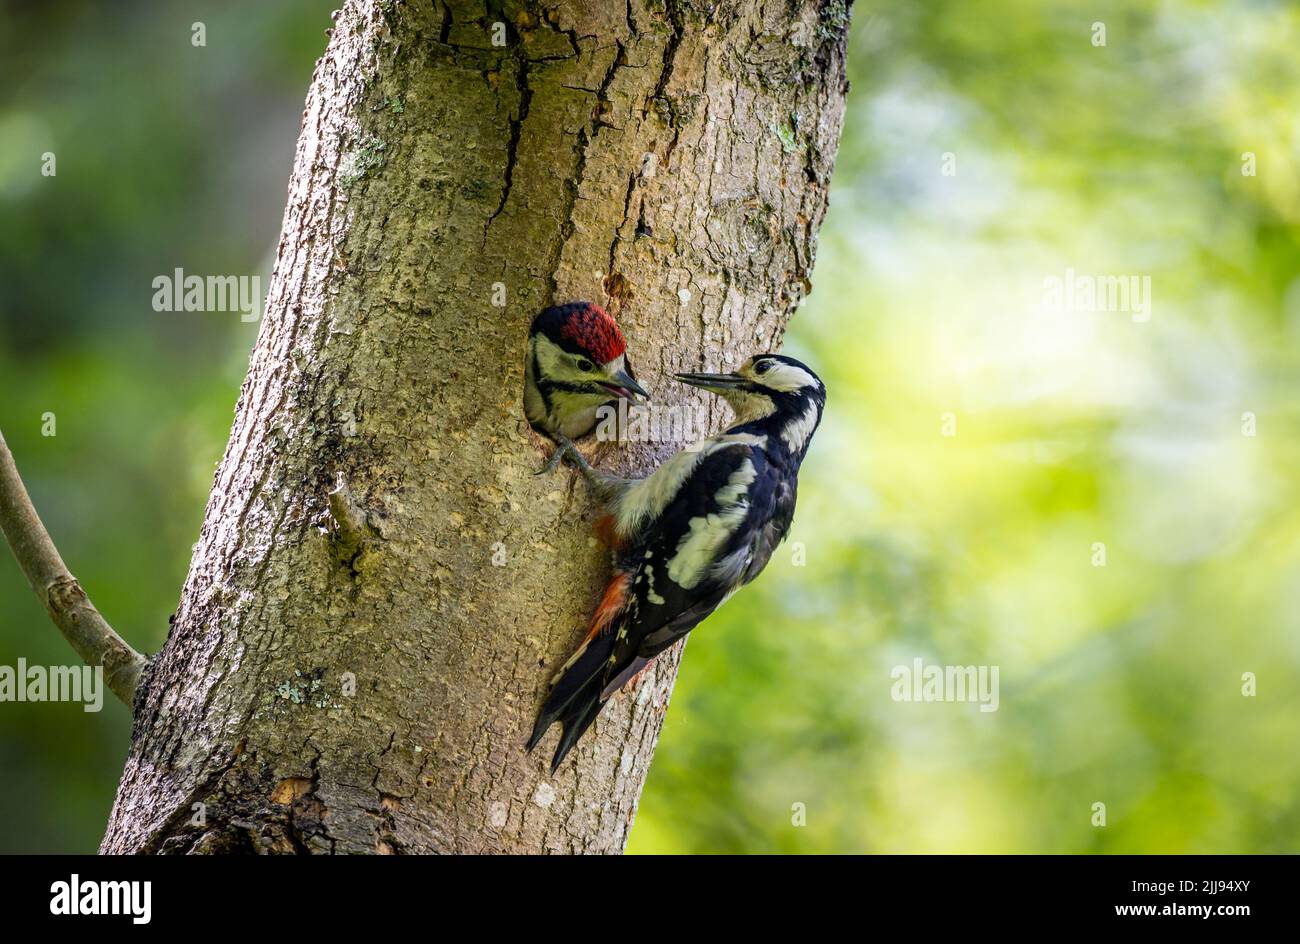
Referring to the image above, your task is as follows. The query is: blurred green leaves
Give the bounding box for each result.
[0,0,335,852]
[630,0,1300,853]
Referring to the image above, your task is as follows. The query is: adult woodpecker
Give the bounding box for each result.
[524,301,648,473]
[527,353,826,771]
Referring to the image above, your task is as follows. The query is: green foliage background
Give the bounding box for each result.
[2,1,1297,854]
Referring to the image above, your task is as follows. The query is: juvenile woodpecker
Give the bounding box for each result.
[527,353,826,771]
[524,301,648,473]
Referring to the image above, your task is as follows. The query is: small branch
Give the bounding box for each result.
[327,472,378,573]
[0,428,145,707]
[327,473,368,548]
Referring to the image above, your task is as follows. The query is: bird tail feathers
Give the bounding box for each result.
[526,626,616,771]
[527,572,633,771]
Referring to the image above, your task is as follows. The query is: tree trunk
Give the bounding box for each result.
[101,0,849,854]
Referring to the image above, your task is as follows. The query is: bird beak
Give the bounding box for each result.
[598,369,649,403]
[674,371,749,394]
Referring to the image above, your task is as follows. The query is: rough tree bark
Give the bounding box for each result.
[101,0,849,854]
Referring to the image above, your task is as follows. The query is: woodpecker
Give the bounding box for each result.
[524,301,648,473]
[527,353,826,771]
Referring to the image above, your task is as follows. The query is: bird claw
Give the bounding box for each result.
[535,445,569,476]
[533,434,620,505]
[559,443,596,479]
[535,433,585,477]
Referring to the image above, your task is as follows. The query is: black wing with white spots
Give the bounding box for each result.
[603,440,796,682]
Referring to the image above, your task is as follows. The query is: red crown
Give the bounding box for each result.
[559,303,626,363]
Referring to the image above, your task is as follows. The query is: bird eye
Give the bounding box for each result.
[754,361,772,374]
[577,358,595,372]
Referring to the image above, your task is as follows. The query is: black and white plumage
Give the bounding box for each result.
[527,353,826,771]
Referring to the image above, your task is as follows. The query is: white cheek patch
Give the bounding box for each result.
[533,335,570,379]
[762,363,819,393]
[533,335,592,385]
